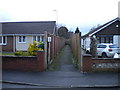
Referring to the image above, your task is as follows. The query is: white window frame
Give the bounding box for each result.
[18,36,26,43]
[33,36,41,42]
[41,36,44,42]
[0,36,7,45]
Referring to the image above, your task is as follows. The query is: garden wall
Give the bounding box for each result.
[2,51,45,72]
[82,54,120,72]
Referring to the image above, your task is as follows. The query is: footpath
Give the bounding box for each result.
[2,45,119,88]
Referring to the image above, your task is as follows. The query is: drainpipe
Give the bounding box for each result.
[13,35,16,52]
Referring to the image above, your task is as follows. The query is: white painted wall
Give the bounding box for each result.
[85,37,91,49]
[81,36,91,50]
[0,23,2,34]
[16,36,33,51]
[81,39,84,49]
[113,35,120,47]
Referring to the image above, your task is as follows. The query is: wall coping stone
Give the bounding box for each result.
[82,54,92,57]
[1,56,36,58]
[92,58,120,60]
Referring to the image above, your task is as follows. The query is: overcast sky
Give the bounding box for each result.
[0,0,119,35]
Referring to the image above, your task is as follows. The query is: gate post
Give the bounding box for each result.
[77,32,82,71]
[44,31,48,69]
[82,54,92,72]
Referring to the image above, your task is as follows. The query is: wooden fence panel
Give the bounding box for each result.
[44,32,65,66]
[70,32,82,71]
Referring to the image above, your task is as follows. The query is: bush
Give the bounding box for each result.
[14,51,23,56]
[38,41,44,49]
[14,41,44,56]
[28,41,44,56]
[14,51,30,56]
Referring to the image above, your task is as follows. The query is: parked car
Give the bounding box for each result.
[86,43,120,58]
[97,43,120,58]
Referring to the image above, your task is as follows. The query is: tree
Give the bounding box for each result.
[75,27,80,34]
[89,24,101,32]
[90,37,97,57]
[57,26,69,39]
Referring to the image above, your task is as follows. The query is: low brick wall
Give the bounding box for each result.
[82,54,120,72]
[2,51,45,72]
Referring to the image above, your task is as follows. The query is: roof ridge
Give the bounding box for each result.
[0,21,56,23]
[2,21,56,34]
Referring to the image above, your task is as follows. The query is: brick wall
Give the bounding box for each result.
[2,36,14,52]
[2,51,45,72]
[82,54,120,72]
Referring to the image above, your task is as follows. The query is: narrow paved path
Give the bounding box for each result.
[57,45,77,72]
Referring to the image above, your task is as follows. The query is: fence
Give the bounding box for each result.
[82,54,120,72]
[70,32,82,71]
[2,51,45,72]
[44,32,65,66]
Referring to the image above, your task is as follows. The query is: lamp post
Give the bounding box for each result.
[53,10,58,25]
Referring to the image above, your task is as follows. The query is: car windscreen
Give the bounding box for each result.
[97,45,106,48]
[109,45,119,48]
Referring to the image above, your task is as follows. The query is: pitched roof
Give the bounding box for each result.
[82,17,120,38]
[1,21,56,35]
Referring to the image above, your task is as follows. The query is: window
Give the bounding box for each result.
[97,36,113,43]
[97,37,101,43]
[33,36,36,41]
[23,36,26,42]
[106,37,109,43]
[19,36,26,43]
[0,36,7,45]
[0,36,2,43]
[109,45,119,48]
[37,36,40,42]
[101,37,104,43]
[41,36,44,42]
[33,36,43,42]
[109,37,113,43]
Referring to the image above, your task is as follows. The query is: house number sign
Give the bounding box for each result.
[48,37,51,42]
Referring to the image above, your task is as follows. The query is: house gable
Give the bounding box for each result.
[95,20,119,36]
[81,17,120,50]
[89,17,120,36]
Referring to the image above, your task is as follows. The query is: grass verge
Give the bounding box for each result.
[2,52,14,56]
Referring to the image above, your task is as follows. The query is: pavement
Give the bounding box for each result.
[1,45,120,88]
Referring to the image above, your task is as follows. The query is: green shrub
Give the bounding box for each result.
[28,41,43,56]
[14,51,23,56]
[14,51,30,56]
[38,41,44,49]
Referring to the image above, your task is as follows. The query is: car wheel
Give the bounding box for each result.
[102,53,108,58]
